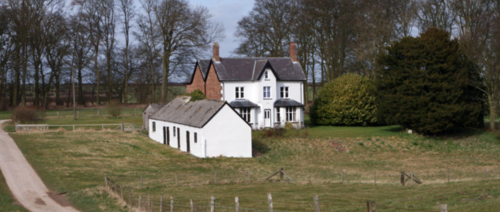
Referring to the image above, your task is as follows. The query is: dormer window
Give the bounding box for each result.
[235,87,244,99]
[265,71,269,80]
[280,87,289,98]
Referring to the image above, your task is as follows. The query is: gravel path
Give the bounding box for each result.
[0,120,80,212]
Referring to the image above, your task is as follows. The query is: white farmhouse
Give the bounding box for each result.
[186,43,307,129]
[148,96,252,158]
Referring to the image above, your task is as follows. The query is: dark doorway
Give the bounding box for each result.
[166,127,170,145]
[186,131,190,153]
[177,127,180,149]
[163,127,166,145]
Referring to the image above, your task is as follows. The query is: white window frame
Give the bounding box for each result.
[280,87,289,99]
[235,87,244,99]
[263,86,271,99]
[240,108,251,123]
[286,107,296,122]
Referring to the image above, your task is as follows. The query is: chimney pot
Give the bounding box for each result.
[213,42,220,62]
[290,43,297,62]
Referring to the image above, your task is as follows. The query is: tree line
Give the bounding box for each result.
[235,0,500,131]
[0,0,223,110]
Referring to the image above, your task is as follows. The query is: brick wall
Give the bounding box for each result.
[186,66,205,94]
[205,64,222,100]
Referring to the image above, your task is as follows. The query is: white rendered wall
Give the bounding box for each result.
[202,105,252,158]
[148,119,205,157]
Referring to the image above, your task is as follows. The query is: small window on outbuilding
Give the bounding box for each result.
[173,126,176,136]
[152,122,156,132]
[194,133,197,143]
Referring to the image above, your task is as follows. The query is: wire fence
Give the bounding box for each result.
[15,123,144,132]
[42,108,143,118]
[104,175,451,212]
[103,166,500,189]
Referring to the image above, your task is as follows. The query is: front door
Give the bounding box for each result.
[264,109,271,127]
[186,131,190,153]
[177,128,180,149]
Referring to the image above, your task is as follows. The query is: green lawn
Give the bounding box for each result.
[5,121,500,211]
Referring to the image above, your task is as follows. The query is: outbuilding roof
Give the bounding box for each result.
[149,96,228,128]
[189,57,306,83]
[143,103,166,113]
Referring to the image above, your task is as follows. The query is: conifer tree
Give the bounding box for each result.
[376,28,484,135]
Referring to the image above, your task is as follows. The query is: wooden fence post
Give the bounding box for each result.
[139,194,141,211]
[235,197,239,212]
[148,195,151,211]
[72,125,75,131]
[190,199,194,212]
[314,195,320,212]
[439,204,447,212]
[102,124,104,131]
[98,110,100,116]
[211,196,215,212]
[268,193,273,212]
[104,174,108,189]
[447,169,450,183]
[170,197,173,212]
[160,196,163,212]
[411,171,414,186]
[366,200,376,212]
[374,171,376,185]
[121,123,124,132]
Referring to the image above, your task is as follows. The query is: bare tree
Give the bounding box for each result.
[100,0,116,103]
[142,0,224,103]
[119,0,135,104]
[416,0,456,33]
[235,0,298,57]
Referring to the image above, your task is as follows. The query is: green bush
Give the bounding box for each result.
[310,73,377,126]
[107,100,122,118]
[11,107,43,124]
[187,89,206,102]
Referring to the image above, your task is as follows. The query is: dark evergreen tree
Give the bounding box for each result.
[376,28,484,135]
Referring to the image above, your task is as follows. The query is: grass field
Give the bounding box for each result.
[0,170,28,212]
[4,117,500,211]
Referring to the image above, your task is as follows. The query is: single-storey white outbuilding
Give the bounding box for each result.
[148,96,252,158]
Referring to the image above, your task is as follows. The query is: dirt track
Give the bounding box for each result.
[0,120,80,212]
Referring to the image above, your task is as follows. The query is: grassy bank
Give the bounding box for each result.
[6,124,500,211]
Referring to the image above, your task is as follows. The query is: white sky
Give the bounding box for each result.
[189,0,255,57]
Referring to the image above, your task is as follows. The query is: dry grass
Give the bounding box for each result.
[8,128,500,211]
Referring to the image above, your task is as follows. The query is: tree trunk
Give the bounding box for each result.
[161,53,169,103]
[488,93,496,130]
[95,46,100,106]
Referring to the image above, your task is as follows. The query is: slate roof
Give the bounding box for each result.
[190,57,306,82]
[150,96,226,128]
[143,103,166,113]
[229,99,260,108]
[274,99,304,107]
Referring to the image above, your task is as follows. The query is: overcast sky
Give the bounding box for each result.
[189,0,255,57]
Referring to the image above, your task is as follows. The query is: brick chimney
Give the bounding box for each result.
[213,42,220,62]
[289,42,297,62]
